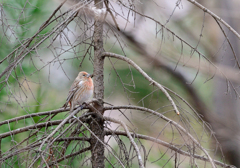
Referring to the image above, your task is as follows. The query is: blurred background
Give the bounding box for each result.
[1,0,240,167]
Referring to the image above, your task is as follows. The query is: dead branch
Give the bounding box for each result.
[104,105,216,168]
[0,136,89,162]
[102,52,180,115]
[38,106,84,153]
[46,146,91,168]
[0,108,69,126]
[113,4,240,98]
[0,120,63,139]
[0,1,82,82]
[186,0,240,44]
[74,114,125,168]
[105,130,234,168]
[104,116,145,168]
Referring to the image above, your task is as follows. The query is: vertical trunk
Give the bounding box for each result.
[90,0,105,167]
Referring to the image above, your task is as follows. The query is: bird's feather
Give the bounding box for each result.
[62,79,80,108]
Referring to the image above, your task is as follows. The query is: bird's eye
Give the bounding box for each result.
[83,74,86,77]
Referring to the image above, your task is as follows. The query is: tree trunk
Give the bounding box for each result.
[90,0,105,167]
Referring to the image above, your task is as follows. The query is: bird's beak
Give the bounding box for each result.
[87,73,94,78]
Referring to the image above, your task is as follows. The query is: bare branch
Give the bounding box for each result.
[102,52,180,115]
[38,105,84,151]
[105,130,235,168]
[0,108,69,126]
[0,120,63,139]
[74,114,126,168]
[186,0,240,44]
[0,136,89,163]
[46,146,91,168]
[104,105,216,168]
[104,116,145,168]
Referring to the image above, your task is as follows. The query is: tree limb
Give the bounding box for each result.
[186,0,240,46]
[105,130,235,168]
[104,116,145,168]
[102,52,180,115]
[104,105,217,168]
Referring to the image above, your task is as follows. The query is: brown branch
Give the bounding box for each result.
[10,103,91,166]
[103,105,216,168]
[0,105,96,127]
[74,115,125,167]
[118,30,210,119]
[114,3,240,98]
[104,0,120,31]
[0,120,63,139]
[105,130,234,168]
[0,108,69,126]
[0,137,89,162]
[186,0,240,43]
[0,5,81,82]
[60,123,85,156]
[55,137,90,142]
[0,0,69,65]
[46,146,91,168]
[37,105,86,152]
[102,52,180,115]
[104,116,145,168]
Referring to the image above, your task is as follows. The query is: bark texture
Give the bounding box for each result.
[90,0,105,167]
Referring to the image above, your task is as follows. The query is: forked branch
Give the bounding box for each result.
[105,130,234,168]
[102,52,180,115]
[104,116,145,168]
[187,0,240,41]
[104,105,216,168]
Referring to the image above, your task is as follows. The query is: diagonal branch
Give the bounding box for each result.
[0,1,83,82]
[102,52,180,115]
[0,107,69,126]
[31,104,90,167]
[46,146,91,168]
[0,120,63,139]
[74,115,125,168]
[104,105,216,168]
[38,105,84,151]
[104,116,145,168]
[186,0,240,43]
[105,130,234,168]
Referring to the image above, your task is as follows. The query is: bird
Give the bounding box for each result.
[62,71,94,112]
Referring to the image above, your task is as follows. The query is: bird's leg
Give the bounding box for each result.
[73,104,85,119]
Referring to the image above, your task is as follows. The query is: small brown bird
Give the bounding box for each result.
[62,71,94,112]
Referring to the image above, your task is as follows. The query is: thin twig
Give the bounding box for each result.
[74,115,126,168]
[186,0,240,44]
[0,108,69,126]
[0,120,63,139]
[46,146,91,168]
[104,116,145,168]
[105,130,234,168]
[104,105,216,168]
[102,52,180,115]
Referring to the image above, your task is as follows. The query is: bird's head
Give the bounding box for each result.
[78,71,93,81]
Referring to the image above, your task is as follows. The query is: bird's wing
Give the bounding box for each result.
[62,79,82,109]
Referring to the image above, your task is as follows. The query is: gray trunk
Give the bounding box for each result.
[90,0,105,167]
